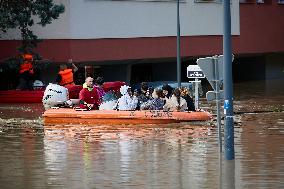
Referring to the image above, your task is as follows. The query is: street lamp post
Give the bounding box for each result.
[177,0,181,88]
[223,0,235,160]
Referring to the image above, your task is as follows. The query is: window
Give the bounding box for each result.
[279,0,284,4]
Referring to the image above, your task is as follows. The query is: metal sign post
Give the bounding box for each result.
[194,78,201,110]
[223,0,235,161]
[213,56,222,153]
[187,65,205,110]
[197,55,232,154]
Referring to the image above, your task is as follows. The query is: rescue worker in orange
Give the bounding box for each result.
[17,53,35,90]
[56,59,78,87]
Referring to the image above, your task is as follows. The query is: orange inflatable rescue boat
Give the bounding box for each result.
[43,109,212,125]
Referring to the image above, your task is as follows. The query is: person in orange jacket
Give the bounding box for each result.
[56,59,78,87]
[17,54,35,90]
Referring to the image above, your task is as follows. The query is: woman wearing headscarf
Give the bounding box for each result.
[115,85,138,111]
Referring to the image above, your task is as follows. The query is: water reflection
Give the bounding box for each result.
[221,159,236,189]
[42,124,217,189]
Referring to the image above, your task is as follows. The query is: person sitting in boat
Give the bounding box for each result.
[146,87,154,100]
[94,76,106,101]
[102,87,118,102]
[180,87,195,111]
[17,53,35,90]
[163,88,187,112]
[137,82,149,102]
[140,88,165,110]
[56,59,78,87]
[135,82,148,109]
[79,77,100,110]
[99,87,119,110]
[115,85,138,111]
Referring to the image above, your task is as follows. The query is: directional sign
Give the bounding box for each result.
[197,55,234,90]
[196,56,223,81]
[197,56,221,90]
[187,65,205,79]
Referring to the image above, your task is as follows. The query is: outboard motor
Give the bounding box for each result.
[42,83,69,110]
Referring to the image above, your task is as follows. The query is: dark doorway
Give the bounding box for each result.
[233,56,266,82]
[130,64,153,84]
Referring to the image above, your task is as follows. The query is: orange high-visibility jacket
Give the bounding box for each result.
[23,54,33,60]
[58,69,74,86]
[19,62,34,74]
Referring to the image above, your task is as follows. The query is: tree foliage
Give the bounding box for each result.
[0,0,65,53]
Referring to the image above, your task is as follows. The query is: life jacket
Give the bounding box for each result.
[23,54,33,60]
[19,62,34,74]
[58,69,74,86]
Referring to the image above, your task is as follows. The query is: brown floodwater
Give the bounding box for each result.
[0,79,283,189]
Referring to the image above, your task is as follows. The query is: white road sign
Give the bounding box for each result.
[187,65,205,79]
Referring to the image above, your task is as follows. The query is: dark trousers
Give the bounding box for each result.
[17,72,34,90]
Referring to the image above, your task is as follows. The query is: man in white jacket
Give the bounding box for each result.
[116,85,138,111]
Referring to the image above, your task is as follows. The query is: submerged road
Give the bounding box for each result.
[0,79,283,189]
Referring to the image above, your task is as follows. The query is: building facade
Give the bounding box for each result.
[0,0,283,87]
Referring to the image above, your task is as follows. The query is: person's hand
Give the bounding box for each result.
[87,104,94,109]
[176,105,181,112]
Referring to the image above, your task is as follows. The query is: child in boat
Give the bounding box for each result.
[115,85,138,111]
[79,77,100,110]
[163,88,187,112]
[140,88,165,110]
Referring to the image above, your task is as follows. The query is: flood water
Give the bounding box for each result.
[0,79,283,189]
